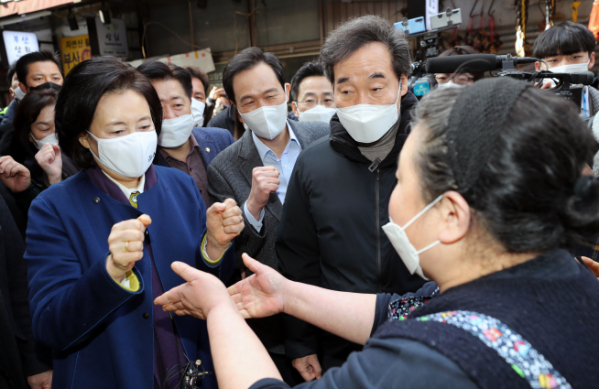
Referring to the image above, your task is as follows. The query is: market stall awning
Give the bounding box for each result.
[0,0,77,18]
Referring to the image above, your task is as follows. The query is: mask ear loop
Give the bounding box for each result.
[401,194,444,231]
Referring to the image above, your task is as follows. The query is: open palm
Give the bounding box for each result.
[228,254,287,319]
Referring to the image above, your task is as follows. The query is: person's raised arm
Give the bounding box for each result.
[155,261,282,389]
[231,254,377,345]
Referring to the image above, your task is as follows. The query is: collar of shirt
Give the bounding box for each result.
[102,170,146,198]
[160,134,199,162]
[251,121,301,163]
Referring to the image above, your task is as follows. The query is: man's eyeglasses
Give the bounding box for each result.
[297,98,335,110]
[435,74,474,85]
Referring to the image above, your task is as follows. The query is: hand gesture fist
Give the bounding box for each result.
[106,214,152,282]
[0,156,31,193]
[246,166,280,219]
[35,143,62,185]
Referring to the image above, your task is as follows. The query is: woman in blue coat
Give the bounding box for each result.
[24,57,244,389]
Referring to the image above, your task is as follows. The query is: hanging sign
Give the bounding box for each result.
[59,34,92,75]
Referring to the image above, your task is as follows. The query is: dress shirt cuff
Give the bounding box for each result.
[244,201,265,232]
[117,270,140,292]
[201,233,230,266]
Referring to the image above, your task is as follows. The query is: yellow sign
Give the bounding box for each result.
[59,34,92,75]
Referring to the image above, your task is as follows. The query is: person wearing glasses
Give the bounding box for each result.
[434,46,483,89]
[290,62,336,123]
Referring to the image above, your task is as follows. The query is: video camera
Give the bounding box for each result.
[395,8,463,98]
[425,53,595,107]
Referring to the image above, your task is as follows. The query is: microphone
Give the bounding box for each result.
[425,54,538,74]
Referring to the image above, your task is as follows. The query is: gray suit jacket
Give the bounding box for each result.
[208,120,329,270]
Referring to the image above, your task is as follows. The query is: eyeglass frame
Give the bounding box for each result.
[434,73,475,85]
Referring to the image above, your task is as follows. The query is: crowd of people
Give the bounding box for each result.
[1,14,599,389]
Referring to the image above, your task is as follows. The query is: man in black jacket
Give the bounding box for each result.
[276,15,427,380]
[0,194,52,389]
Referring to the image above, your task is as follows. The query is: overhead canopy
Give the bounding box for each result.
[0,0,77,18]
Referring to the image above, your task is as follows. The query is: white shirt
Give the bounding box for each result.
[244,122,302,232]
[102,170,145,199]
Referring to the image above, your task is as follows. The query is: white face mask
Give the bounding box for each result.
[298,104,336,123]
[159,114,195,148]
[12,86,25,101]
[550,60,590,75]
[31,132,59,150]
[336,86,401,144]
[382,195,443,280]
[191,98,206,128]
[437,81,465,90]
[544,60,591,88]
[87,131,157,178]
[239,98,288,141]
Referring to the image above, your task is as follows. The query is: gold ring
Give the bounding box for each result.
[124,241,129,252]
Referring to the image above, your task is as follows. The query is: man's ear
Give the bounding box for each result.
[400,75,408,97]
[590,52,596,69]
[285,83,291,101]
[437,191,471,245]
[18,82,28,93]
[535,61,541,71]
[291,102,300,119]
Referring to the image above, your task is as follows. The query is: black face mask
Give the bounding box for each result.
[30,82,62,92]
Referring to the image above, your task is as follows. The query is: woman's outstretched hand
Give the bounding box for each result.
[228,253,288,319]
[154,261,231,320]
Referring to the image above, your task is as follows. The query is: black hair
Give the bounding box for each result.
[533,21,596,58]
[438,45,479,57]
[15,50,62,86]
[7,64,16,84]
[222,47,286,105]
[13,88,57,150]
[414,86,599,252]
[138,61,193,100]
[290,62,326,102]
[320,15,411,85]
[185,66,209,96]
[55,56,163,169]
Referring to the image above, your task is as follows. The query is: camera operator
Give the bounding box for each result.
[533,21,598,118]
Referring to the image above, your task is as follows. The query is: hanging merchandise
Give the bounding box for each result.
[466,0,481,47]
[545,0,556,30]
[571,1,582,23]
[488,0,503,54]
[515,0,529,58]
[589,0,599,40]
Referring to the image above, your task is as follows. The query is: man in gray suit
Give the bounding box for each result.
[207,48,329,385]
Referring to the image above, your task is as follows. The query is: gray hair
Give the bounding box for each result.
[319,15,412,85]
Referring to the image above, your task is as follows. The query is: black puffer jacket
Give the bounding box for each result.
[276,92,427,368]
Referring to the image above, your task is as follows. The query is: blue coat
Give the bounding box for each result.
[25,165,234,389]
[153,127,235,169]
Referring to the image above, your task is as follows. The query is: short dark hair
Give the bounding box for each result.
[7,64,16,84]
[533,21,596,58]
[15,50,62,85]
[290,62,326,101]
[185,66,209,95]
[320,15,411,85]
[438,45,483,81]
[137,61,192,100]
[414,84,599,253]
[13,88,57,150]
[55,56,163,169]
[222,47,286,105]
